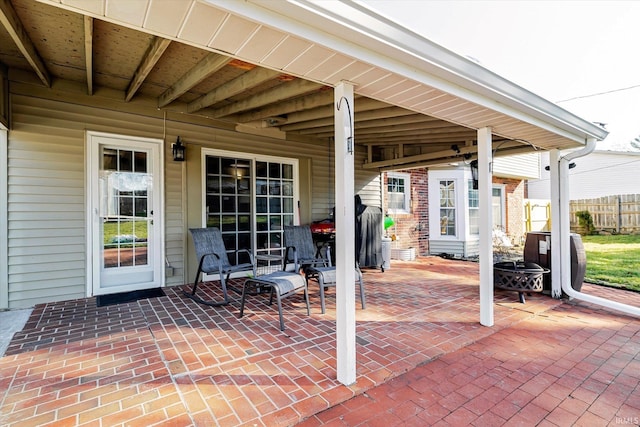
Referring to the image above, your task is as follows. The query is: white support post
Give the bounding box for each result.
[549,149,563,298]
[334,82,356,385]
[0,127,7,309]
[477,127,493,326]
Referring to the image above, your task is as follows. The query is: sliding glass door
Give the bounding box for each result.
[203,150,298,265]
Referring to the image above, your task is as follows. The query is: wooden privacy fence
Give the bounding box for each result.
[570,194,640,233]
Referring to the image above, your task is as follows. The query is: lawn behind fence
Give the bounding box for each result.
[582,234,640,292]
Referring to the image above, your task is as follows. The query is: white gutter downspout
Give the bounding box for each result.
[554,138,640,317]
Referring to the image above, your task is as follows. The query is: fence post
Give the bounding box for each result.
[617,195,621,233]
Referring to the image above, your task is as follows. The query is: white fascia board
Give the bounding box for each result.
[208,0,608,144]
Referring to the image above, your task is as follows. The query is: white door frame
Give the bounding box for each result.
[86,131,165,296]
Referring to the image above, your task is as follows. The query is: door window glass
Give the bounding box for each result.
[100,148,149,268]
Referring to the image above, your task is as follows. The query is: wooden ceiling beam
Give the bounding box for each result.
[298,115,446,135]
[186,65,279,112]
[358,136,473,145]
[125,37,171,102]
[280,98,397,126]
[364,140,524,169]
[233,91,333,124]
[281,107,415,131]
[309,120,470,137]
[84,16,93,95]
[219,80,328,120]
[159,54,232,108]
[0,0,51,87]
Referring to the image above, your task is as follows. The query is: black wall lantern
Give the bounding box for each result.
[172,136,186,162]
[470,159,478,190]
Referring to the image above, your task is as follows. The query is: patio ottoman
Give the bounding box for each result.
[239,271,310,331]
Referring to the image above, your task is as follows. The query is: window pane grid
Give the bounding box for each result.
[387,174,410,212]
[439,180,456,236]
[207,156,295,262]
[101,148,149,268]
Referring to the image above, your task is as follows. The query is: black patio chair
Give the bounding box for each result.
[184,227,256,307]
[283,225,330,273]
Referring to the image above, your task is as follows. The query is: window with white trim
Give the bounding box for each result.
[439,180,456,236]
[387,172,410,214]
[203,149,297,265]
[468,180,479,235]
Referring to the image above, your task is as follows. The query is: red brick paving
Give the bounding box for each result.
[299,282,640,427]
[0,257,638,426]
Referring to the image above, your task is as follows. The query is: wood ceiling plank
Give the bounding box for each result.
[158,53,231,108]
[0,0,51,87]
[186,65,280,113]
[125,36,171,102]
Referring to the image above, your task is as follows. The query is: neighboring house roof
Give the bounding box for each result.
[1,0,607,169]
[528,150,640,199]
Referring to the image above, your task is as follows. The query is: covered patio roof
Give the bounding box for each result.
[1,0,607,169]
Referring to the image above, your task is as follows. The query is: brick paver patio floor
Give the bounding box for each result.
[0,257,638,426]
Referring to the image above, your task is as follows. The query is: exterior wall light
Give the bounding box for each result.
[470,159,478,190]
[172,136,186,161]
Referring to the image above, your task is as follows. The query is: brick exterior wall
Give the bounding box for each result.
[383,171,525,255]
[493,176,526,246]
[383,169,429,256]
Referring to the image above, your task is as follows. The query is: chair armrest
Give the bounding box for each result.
[236,248,256,267]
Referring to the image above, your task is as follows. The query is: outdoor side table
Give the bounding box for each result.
[256,254,283,276]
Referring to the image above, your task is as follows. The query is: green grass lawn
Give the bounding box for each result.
[103,221,148,244]
[582,234,640,292]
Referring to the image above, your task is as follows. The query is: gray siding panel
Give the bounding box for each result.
[428,240,465,257]
[7,90,382,307]
[8,105,87,307]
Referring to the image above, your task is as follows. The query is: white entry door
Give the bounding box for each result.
[87,132,164,296]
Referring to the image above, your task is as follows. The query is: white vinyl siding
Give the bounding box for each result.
[493,153,540,180]
[528,151,640,200]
